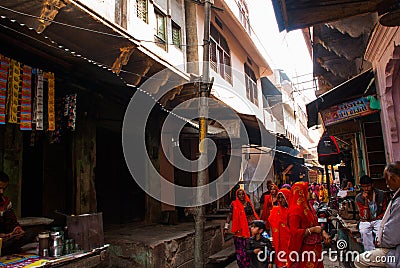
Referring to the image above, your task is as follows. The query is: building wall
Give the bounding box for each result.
[365,26,400,162]
[195,5,266,122]
[79,0,116,21]
[79,0,186,72]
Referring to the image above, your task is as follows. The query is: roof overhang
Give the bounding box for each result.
[0,14,134,106]
[0,0,134,69]
[272,0,384,32]
[306,69,375,128]
[157,82,278,148]
[0,0,189,88]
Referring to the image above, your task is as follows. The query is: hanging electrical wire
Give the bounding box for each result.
[0,17,206,129]
[0,5,202,47]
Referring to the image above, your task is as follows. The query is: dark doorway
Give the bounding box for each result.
[21,132,44,217]
[96,127,145,224]
[21,132,71,218]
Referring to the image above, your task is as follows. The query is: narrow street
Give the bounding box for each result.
[0,0,399,267]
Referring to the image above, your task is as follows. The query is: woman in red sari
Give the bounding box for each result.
[288,182,330,268]
[225,189,259,268]
[269,188,292,268]
[260,183,278,233]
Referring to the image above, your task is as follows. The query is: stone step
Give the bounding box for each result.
[207,245,236,268]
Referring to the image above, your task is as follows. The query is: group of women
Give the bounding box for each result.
[225,181,330,268]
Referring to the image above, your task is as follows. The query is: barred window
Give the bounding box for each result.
[154,10,166,49]
[210,24,231,83]
[135,0,148,23]
[245,63,258,106]
[172,22,181,49]
[238,0,250,34]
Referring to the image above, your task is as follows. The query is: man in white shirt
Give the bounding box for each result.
[354,162,400,268]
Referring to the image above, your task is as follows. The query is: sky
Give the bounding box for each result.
[248,0,316,103]
[247,0,323,148]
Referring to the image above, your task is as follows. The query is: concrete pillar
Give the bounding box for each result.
[72,102,97,215]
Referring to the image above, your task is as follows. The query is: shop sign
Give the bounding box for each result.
[321,97,378,126]
[308,169,318,182]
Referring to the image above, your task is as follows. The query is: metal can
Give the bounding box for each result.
[50,230,64,257]
[38,232,50,257]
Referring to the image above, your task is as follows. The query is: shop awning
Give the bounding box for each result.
[306,69,375,128]
[271,0,384,32]
[177,107,277,147]
[0,16,127,89]
[275,149,304,165]
[0,0,133,68]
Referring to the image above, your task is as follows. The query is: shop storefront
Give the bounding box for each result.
[0,2,162,267]
[306,69,387,188]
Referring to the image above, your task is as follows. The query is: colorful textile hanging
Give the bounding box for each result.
[50,98,63,143]
[7,59,21,124]
[0,55,9,124]
[35,69,44,130]
[64,94,77,131]
[20,65,32,130]
[47,72,55,131]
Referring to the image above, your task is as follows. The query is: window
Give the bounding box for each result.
[210,24,232,83]
[135,0,148,23]
[238,0,250,34]
[154,10,166,49]
[245,63,258,106]
[172,22,181,49]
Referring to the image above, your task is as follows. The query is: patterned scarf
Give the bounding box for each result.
[290,181,318,228]
[231,189,259,238]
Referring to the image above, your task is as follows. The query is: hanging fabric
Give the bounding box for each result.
[65,94,77,131]
[0,55,9,124]
[47,72,55,131]
[367,95,381,110]
[7,59,21,124]
[35,69,44,130]
[20,65,32,130]
[50,98,63,143]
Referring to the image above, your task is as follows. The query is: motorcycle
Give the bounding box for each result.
[315,202,338,243]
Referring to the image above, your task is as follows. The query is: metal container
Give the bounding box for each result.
[38,232,50,257]
[66,213,104,251]
[64,238,74,255]
[50,230,64,257]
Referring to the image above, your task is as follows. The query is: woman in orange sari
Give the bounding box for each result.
[288,182,330,268]
[269,188,292,268]
[260,183,278,233]
[225,189,259,268]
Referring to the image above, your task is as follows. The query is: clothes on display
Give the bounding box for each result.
[0,53,78,143]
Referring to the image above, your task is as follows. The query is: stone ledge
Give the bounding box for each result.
[103,222,223,268]
[208,245,235,263]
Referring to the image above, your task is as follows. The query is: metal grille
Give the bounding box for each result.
[172,23,181,48]
[135,0,147,23]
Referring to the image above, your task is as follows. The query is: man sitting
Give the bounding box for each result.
[354,162,400,268]
[0,171,25,254]
[355,175,388,251]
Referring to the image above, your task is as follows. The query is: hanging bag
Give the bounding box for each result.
[317,132,342,165]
